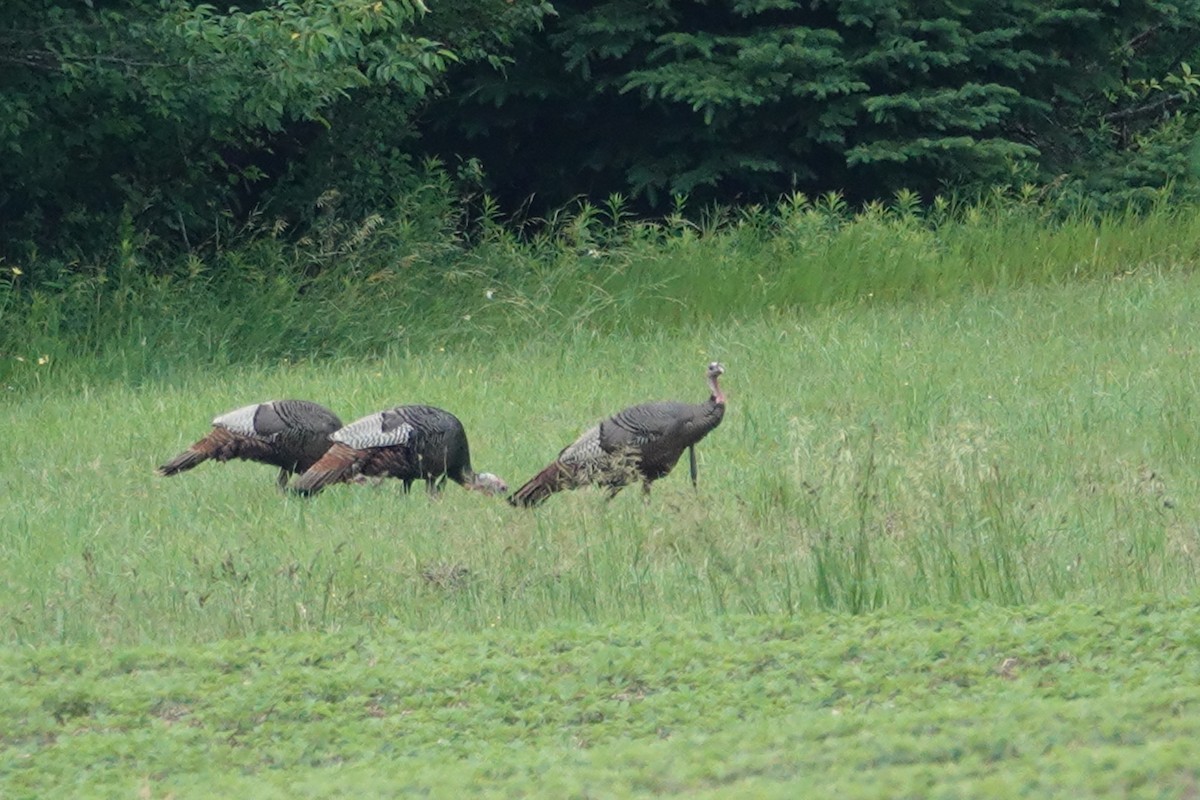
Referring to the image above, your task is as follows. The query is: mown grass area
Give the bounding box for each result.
[2,266,1199,645]
[4,600,1199,797]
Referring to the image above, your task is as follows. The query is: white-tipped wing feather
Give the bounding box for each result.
[332,413,415,451]
[212,402,267,437]
[558,425,604,466]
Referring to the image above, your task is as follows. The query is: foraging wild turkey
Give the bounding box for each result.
[508,362,726,507]
[157,400,343,489]
[290,404,508,497]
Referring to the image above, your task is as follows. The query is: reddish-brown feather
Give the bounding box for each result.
[157,428,241,476]
[290,443,363,496]
[508,462,573,507]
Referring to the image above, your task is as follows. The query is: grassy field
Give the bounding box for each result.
[6,203,1200,794]
[4,601,1199,797]
[3,268,1200,645]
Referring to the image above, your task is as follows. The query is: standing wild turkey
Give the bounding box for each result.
[290,404,508,497]
[157,400,343,489]
[508,362,726,507]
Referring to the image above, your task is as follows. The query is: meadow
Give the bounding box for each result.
[4,198,1200,794]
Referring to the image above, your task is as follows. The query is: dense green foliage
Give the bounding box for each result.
[3,0,1199,260]
[0,0,548,252]
[434,0,1200,211]
[4,602,1199,795]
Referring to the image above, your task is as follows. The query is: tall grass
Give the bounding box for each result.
[6,192,1200,392]
[3,265,1199,645]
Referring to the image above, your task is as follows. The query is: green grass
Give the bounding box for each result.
[7,197,1200,392]
[7,202,1200,795]
[4,600,1199,797]
[3,268,1200,645]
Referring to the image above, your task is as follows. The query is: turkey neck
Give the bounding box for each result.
[708,372,725,406]
[452,464,476,487]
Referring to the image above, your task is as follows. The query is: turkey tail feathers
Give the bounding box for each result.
[291,443,361,497]
[508,462,565,507]
[156,445,209,476]
[156,431,227,476]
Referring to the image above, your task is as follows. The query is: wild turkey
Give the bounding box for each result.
[157,400,343,489]
[508,362,726,507]
[290,404,507,497]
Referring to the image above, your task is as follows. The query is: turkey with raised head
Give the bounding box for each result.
[508,362,726,507]
[157,400,343,489]
[290,404,507,497]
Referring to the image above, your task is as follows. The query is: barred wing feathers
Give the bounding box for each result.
[157,400,342,487]
[292,405,503,497]
[508,363,727,507]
